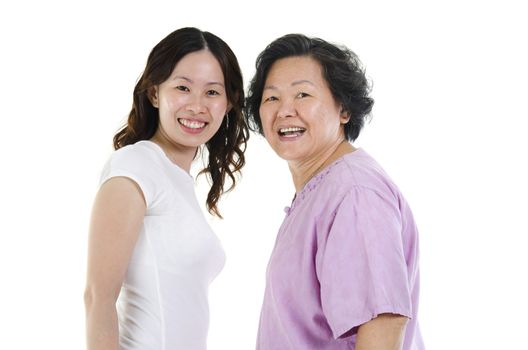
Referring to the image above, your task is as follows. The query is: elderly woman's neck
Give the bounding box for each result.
[288,140,356,193]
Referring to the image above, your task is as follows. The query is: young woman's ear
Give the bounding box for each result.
[148,86,159,108]
[340,107,351,124]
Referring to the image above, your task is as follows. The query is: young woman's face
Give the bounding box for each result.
[259,56,349,164]
[151,49,229,149]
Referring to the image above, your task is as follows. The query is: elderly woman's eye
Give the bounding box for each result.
[297,92,310,98]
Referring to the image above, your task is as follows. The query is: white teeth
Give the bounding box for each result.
[178,118,206,129]
[279,127,305,133]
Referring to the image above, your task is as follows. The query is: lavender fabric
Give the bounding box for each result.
[257,149,425,350]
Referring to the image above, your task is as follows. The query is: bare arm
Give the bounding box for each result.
[355,313,408,350]
[84,177,146,350]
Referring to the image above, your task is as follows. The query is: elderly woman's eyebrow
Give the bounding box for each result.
[263,80,315,90]
[292,80,315,87]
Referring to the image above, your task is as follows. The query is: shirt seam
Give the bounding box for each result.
[144,230,166,349]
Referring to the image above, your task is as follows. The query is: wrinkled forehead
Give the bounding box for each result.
[264,56,325,86]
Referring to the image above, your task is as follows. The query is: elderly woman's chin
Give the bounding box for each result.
[267,139,308,162]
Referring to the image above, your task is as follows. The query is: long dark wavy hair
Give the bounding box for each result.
[113,27,249,217]
[245,33,374,142]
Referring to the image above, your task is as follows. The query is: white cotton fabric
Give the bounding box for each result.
[99,140,226,350]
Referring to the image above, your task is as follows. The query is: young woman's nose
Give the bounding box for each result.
[185,93,207,114]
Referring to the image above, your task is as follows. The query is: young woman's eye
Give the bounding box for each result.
[176,85,190,92]
[263,96,278,103]
[206,90,220,96]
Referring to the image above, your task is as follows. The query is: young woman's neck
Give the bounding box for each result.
[150,133,197,173]
[288,139,356,193]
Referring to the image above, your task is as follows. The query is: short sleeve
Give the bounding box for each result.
[315,186,412,339]
[99,146,160,209]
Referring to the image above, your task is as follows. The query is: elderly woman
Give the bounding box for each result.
[245,34,425,350]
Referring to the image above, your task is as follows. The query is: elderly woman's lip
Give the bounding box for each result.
[277,126,307,137]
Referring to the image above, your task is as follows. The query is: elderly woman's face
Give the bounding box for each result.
[259,56,348,163]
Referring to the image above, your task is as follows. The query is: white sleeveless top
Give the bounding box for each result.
[99,140,226,350]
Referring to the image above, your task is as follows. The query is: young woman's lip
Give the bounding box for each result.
[178,117,208,123]
[177,118,208,134]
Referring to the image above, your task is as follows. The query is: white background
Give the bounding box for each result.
[1,0,527,349]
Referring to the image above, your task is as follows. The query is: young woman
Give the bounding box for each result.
[84,27,248,350]
[245,34,424,350]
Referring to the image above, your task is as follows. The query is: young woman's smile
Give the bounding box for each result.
[150,49,229,149]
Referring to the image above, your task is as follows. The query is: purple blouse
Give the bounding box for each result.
[256,149,425,350]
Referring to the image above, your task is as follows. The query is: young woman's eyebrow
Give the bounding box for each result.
[172,76,224,87]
